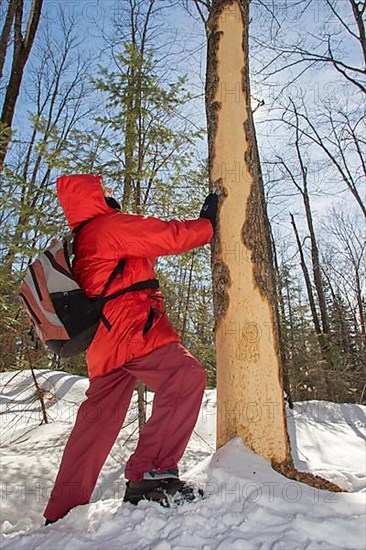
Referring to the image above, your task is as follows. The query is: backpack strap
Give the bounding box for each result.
[99,259,126,299]
[71,219,159,332]
[71,219,127,331]
[96,259,126,331]
[100,279,159,304]
[93,266,159,332]
[72,218,94,235]
[69,218,96,270]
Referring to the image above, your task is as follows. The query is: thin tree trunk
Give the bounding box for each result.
[284,275,297,399]
[0,0,16,80]
[24,334,48,424]
[122,80,135,211]
[354,264,365,338]
[180,254,195,345]
[290,214,321,333]
[290,214,335,400]
[302,191,329,334]
[292,118,330,334]
[137,382,146,433]
[349,0,366,65]
[269,225,293,408]
[0,0,43,168]
[133,89,146,434]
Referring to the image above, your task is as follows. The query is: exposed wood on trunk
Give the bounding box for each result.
[206,0,291,464]
[205,0,345,491]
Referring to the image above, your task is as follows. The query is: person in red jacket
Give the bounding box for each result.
[44,174,218,524]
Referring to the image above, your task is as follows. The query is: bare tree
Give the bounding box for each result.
[1,10,94,271]
[290,213,335,400]
[291,112,329,335]
[0,9,95,374]
[252,0,365,218]
[253,0,366,96]
[322,207,366,367]
[279,100,366,218]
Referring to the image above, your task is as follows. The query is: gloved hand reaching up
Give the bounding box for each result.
[199,193,219,230]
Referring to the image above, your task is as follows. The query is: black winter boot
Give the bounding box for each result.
[44,517,58,526]
[123,478,203,507]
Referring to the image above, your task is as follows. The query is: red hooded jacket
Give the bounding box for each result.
[56,174,213,379]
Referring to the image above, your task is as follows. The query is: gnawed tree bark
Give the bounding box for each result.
[205,0,344,491]
[206,0,291,463]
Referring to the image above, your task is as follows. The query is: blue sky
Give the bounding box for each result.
[2,0,363,236]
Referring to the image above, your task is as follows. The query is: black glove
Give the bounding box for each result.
[199,192,218,230]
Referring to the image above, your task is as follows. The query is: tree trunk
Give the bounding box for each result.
[302,190,329,334]
[0,0,43,168]
[137,381,146,433]
[269,223,293,408]
[24,332,48,424]
[206,0,291,464]
[284,272,297,398]
[290,214,335,400]
[0,0,16,80]
[290,214,322,334]
[349,0,366,65]
[180,254,195,345]
[122,77,136,211]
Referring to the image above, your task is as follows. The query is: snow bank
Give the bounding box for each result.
[1,370,365,549]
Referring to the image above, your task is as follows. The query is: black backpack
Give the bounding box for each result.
[19,219,158,358]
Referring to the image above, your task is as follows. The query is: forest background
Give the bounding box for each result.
[0,0,365,405]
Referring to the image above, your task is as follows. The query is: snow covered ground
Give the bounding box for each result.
[1,370,365,549]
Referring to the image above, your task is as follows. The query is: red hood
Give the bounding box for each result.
[57,174,113,230]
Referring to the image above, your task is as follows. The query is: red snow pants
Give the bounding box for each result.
[44,342,206,522]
